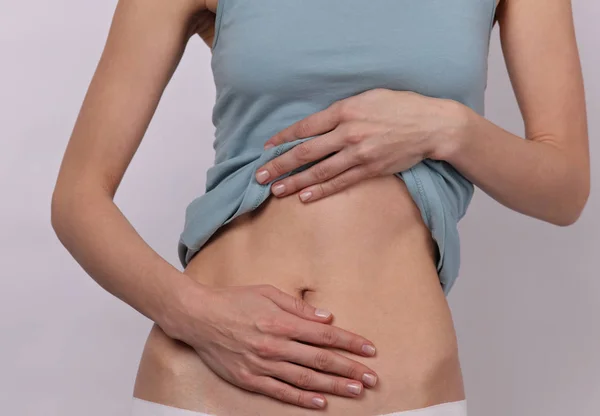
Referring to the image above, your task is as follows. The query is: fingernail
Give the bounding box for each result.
[312,397,325,408]
[347,382,362,395]
[256,170,270,184]
[315,308,331,318]
[362,373,377,387]
[362,344,376,356]
[264,143,275,149]
[299,191,312,202]
[272,183,286,196]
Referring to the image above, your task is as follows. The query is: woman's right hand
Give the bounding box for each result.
[164,282,379,410]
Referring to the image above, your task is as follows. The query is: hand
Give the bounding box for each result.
[167,282,378,410]
[255,88,464,202]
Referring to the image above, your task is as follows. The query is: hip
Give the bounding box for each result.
[134,174,464,415]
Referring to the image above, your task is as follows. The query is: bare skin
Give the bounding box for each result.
[51,0,589,414]
[134,173,463,415]
[132,4,462,413]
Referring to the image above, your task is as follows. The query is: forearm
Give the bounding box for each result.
[50,188,204,337]
[434,101,590,226]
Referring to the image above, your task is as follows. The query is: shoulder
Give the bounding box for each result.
[115,0,209,21]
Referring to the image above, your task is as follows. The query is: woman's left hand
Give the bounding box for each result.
[255,88,465,202]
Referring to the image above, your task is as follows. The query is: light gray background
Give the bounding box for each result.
[1,1,598,415]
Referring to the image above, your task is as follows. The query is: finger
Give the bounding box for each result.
[282,341,378,388]
[289,319,377,358]
[255,129,344,185]
[266,360,365,398]
[263,101,344,148]
[248,374,327,409]
[269,149,358,198]
[296,164,372,203]
[261,285,333,323]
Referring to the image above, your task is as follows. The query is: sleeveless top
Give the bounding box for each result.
[178,0,498,295]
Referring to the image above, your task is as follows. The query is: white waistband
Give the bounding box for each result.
[130,397,467,416]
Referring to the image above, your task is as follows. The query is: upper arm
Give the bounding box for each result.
[54,0,206,200]
[496,0,589,182]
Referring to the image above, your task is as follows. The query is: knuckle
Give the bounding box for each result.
[295,370,313,389]
[293,142,312,162]
[330,378,343,395]
[330,174,349,191]
[296,120,312,138]
[274,385,291,402]
[343,123,366,145]
[281,319,298,336]
[244,351,270,373]
[235,367,254,387]
[295,390,306,407]
[362,162,380,178]
[250,336,268,353]
[336,102,355,121]
[354,144,375,164]
[315,183,326,197]
[292,296,307,315]
[312,163,330,181]
[368,87,386,97]
[368,87,389,100]
[313,351,331,371]
[254,316,276,333]
[350,335,364,351]
[269,318,295,336]
[320,328,339,346]
[345,364,361,380]
[251,337,279,358]
[270,158,286,176]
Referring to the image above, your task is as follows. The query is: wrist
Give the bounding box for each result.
[427,98,471,162]
[155,271,212,341]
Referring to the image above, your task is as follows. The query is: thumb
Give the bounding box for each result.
[263,286,333,323]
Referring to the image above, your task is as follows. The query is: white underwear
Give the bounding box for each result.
[130,397,468,416]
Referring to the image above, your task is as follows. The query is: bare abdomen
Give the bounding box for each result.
[133,174,464,415]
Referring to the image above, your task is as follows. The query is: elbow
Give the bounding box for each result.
[548,158,591,227]
[50,182,85,237]
[553,208,583,227]
[50,186,69,237]
[551,185,590,227]
[51,180,112,234]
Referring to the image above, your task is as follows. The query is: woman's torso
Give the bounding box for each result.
[177,0,497,294]
[134,0,499,414]
[135,174,463,415]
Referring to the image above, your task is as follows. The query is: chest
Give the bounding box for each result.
[210,0,496,112]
